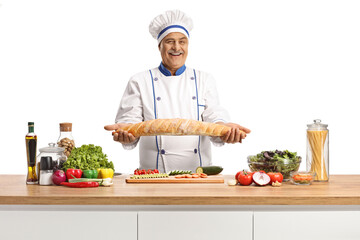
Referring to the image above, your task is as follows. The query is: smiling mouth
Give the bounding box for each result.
[169,52,183,57]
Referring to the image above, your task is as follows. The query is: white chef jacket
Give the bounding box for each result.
[115,63,230,173]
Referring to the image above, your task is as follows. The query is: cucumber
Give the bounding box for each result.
[130,173,169,179]
[68,178,104,183]
[168,170,192,176]
[196,166,223,175]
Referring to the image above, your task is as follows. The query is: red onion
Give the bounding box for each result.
[252,171,270,186]
[52,170,66,185]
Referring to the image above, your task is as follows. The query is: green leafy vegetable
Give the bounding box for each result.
[62,144,114,171]
[248,150,301,180]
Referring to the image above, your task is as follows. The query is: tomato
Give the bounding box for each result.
[235,171,242,180]
[237,170,253,186]
[236,170,253,181]
[134,168,159,175]
[267,172,283,184]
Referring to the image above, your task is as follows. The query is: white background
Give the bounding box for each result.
[1,0,359,175]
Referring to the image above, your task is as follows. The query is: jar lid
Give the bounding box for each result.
[60,122,72,132]
[39,143,65,153]
[307,119,328,130]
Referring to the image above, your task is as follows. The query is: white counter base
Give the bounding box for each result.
[1,205,360,240]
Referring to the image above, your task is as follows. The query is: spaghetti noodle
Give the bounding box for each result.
[307,130,328,181]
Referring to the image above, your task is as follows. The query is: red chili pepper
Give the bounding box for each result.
[60,182,99,188]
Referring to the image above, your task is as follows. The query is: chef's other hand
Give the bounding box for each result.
[104,123,139,144]
[217,122,251,144]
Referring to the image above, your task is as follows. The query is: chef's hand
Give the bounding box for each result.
[216,122,251,144]
[104,123,139,144]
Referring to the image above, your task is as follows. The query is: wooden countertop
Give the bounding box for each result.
[0,175,359,205]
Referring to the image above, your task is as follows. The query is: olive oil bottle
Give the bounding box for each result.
[26,122,38,184]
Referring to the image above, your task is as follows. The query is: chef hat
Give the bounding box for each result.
[149,10,193,44]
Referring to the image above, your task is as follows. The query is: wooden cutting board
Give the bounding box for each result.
[126,175,224,183]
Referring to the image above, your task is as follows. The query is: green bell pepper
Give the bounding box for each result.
[82,169,98,179]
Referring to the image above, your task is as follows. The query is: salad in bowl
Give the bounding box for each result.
[248,150,301,181]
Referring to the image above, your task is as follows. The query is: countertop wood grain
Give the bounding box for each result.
[0,175,359,205]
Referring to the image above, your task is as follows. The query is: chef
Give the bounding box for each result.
[105,10,251,173]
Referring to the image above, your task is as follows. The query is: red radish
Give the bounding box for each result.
[252,171,271,186]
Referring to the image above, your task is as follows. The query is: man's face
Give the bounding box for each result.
[159,32,188,71]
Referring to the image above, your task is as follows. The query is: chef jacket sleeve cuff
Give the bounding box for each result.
[213,119,229,124]
[210,136,225,147]
[121,138,139,150]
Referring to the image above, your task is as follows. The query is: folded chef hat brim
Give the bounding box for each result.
[157,25,190,43]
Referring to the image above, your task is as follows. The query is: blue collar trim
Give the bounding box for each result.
[158,62,186,76]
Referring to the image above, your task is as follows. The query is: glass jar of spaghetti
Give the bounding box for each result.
[306,119,329,182]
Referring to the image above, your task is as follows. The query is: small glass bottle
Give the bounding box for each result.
[57,123,75,157]
[26,122,38,184]
[306,119,329,182]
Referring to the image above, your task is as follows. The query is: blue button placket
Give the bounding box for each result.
[151,65,202,170]
[193,69,202,167]
[149,70,160,170]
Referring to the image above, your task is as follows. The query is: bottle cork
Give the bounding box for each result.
[59,122,72,132]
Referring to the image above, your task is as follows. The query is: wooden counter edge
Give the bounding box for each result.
[1,196,360,205]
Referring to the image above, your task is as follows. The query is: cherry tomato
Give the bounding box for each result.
[237,170,253,186]
[134,168,159,175]
[267,172,283,184]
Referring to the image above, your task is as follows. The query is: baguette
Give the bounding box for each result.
[114,118,232,137]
